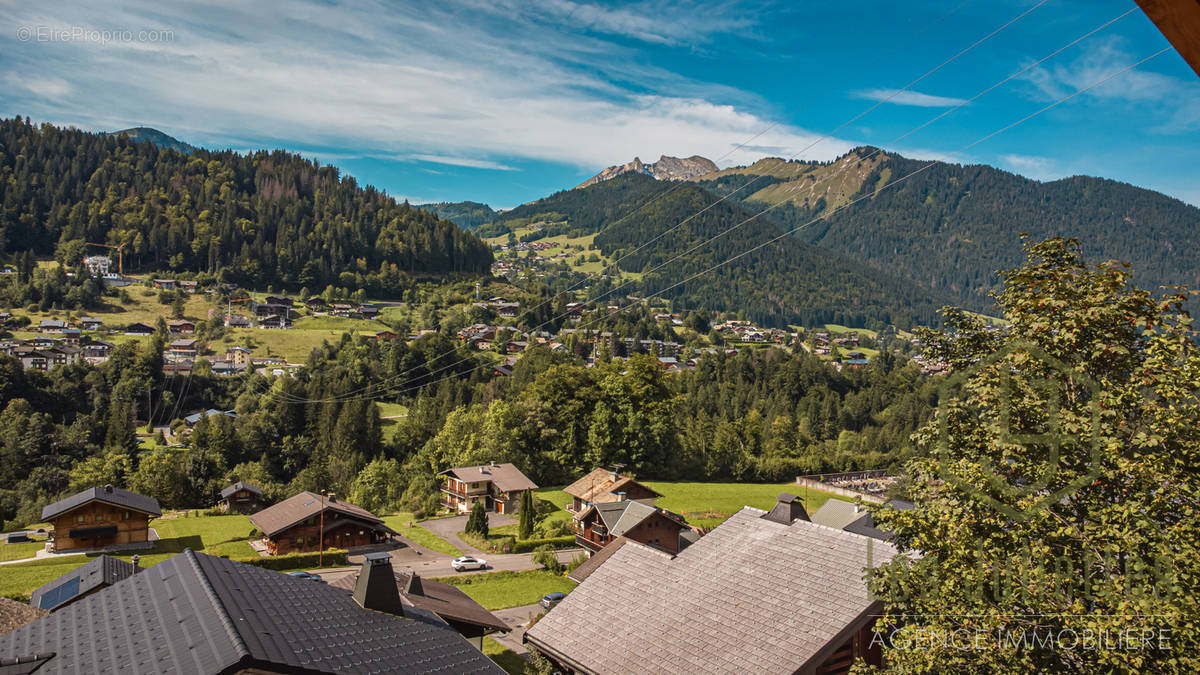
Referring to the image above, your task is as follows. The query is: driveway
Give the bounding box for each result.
[420,513,516,555]
[491,603,546,655]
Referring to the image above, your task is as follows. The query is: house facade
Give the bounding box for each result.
[574,500,691,554]
[438,462,538,514]
[218,481,267,514]
[249,491,397,555]
[41,485,161,552]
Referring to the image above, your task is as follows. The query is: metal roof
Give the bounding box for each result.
[0,550,504,674]
[40,486,161,522]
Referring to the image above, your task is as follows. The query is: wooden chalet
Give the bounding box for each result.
[41,485,161,552]
[438,462,537,514]
[249,491,397,555]
[563,467,662,516]
[217,482,267,514]
[574,499,692,555]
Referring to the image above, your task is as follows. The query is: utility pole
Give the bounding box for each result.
[318,489,325,567]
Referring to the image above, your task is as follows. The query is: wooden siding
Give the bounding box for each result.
[50,503,152,551]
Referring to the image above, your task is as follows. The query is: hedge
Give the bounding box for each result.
[232,548,348,570]
[512,536,575,553]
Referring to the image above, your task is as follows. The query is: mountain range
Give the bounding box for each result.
[491,146,1200,321]
[575,155,718,189]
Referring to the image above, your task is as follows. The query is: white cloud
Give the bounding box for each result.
[0,0,856,174]
[854,88,968,108]
[410,155,517,171]
[1019,37,1200,133]
[3,72,70,100]
[1000,153,1059,181]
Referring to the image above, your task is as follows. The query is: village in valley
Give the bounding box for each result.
[2,0,1199,672]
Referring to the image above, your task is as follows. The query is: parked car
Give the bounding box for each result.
[541,592,566,609]
[288,571,324,582]
[451,556,487,571]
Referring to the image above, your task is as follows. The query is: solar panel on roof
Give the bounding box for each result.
[37,576,80,609]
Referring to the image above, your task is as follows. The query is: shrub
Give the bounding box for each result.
[512,535,574,553]
[232,548,348,570]
[532,545,562,574]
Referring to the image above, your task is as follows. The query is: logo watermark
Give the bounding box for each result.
[934,340,1103,521]
[16,26,174,44]
[872,626,1172,652]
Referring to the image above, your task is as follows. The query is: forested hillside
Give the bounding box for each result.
[695,147,1200,311]
[497,172,946,328]
[414,201,498,229]
[0,118,493,294]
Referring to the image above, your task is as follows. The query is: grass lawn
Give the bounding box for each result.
[375,402,408,418]
[483,637,527,675]
[0,513,278,599]
[0,540,45,562]
[433,570,575,610]
[535,480,844,529]
[644,480,842,528]
[381,513,462,556]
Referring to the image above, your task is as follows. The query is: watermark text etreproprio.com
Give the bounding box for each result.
[16,26,174,44]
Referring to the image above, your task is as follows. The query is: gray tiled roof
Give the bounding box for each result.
[809,499,866,530]
[526,507,899,674]
[40,486,162,521]
[29,555,135,611]
[0,550,504,674]
[219,482,263,499]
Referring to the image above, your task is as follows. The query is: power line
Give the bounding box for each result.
[280,1,1050,406]
[291,42,1169,407]
[281,5,1129,406]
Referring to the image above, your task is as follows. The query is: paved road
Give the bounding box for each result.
[420,513,516,555]
[311,540,581,581]
[491,603,546,655]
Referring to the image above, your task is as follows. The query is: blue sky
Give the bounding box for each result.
[2,0,1197,208]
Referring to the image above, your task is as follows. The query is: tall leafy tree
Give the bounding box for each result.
[869,238,1200,672]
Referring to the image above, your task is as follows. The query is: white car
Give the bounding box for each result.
[451,556,487,571]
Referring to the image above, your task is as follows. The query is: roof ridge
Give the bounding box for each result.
[182,549,251,663]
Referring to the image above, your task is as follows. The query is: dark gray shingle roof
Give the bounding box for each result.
[0,550,503,674]
[40,486,161,521]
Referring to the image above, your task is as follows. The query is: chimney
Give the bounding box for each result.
[616,491,626,502]
[131,554,140,573]
[610,471,618,482]
[103,484,114,493]
[353,552,405,617]
[327,493,337,504]
[761,493,810,525]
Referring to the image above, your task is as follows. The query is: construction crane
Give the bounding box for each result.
[86,242,127,275]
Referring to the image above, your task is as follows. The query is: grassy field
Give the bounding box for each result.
[433,569,575,610]
[643,480,840,528]
[381,514,462,556]
[483,637,527,675]
[0,540,45,562]
[536,480,844,530]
